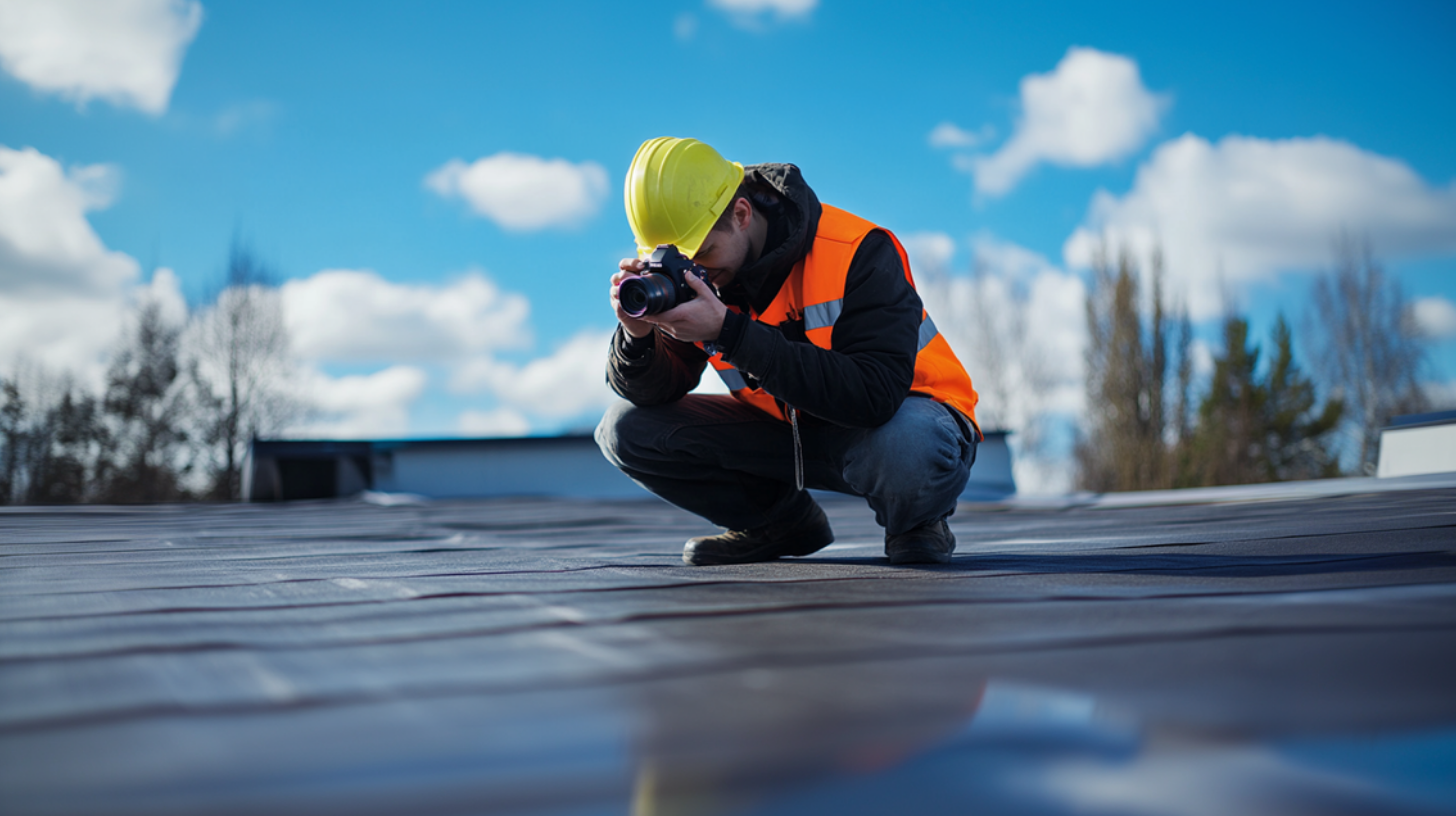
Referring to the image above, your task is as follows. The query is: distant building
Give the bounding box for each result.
[245,431,1016,502]
[1378,410,1456,478]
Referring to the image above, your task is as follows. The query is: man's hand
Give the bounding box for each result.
[610,258,728,344]
[644,269,728,344]
[611,258,656,339]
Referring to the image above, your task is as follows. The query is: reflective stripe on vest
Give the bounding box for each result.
[803,299,842,332]
[714,363,747,392]
[793,300,940,352]
[801,300,937,351]
[918,314,938,351]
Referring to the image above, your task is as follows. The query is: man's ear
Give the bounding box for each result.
[730,196,753,233]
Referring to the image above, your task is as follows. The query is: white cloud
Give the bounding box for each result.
[973,232,1064,282]
[290,365,427,439]
[902,231,957,280]
[1411,296,1456,340]
[278,266,617,436]
[1063,133,1456,319]
[928,122,993,150]
[457,408,530,437]
[0,0,202,115]
[709,0,817,21]
[1,291,124,388]
[0,146,135,296]
[139,265,187,325]
[0,265,184,394]
[425,153,608,231]
[0,144,163,386]
[281,269,531,364]
[971,47,1167,196]
[451,329,615,420]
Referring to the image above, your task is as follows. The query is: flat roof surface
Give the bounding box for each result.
[2,481,1455,815]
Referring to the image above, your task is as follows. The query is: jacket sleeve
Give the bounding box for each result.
[720,231,920,427]
[606,325,710,406]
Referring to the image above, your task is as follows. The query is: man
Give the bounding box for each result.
[596,137,980,566]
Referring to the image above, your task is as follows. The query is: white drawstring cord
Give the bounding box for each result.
[789,406,804,491]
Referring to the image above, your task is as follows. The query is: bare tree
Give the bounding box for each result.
[963,254,1062,460]
[189,240,298,500]
[1304,236,1428,474]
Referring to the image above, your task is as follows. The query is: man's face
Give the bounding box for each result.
[691,203,752,290]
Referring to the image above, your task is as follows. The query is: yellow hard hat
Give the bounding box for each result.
[624,137,745,258]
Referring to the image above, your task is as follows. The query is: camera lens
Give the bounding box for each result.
[619,278,650,317]
[619,273,677,318]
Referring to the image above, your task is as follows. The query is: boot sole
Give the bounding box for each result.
[887,547,954,565]
[683,530,834,566]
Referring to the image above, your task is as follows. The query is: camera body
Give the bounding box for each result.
[618,244,710,318]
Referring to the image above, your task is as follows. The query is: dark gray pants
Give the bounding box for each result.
[595,395,976,535]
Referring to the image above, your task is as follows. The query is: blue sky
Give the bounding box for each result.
[1,0,1453,485]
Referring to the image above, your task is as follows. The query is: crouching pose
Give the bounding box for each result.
[597,137,981,566]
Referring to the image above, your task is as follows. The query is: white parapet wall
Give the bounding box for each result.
[1377,411,1456,478]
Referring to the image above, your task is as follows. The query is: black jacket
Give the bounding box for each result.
[606,164,923,428]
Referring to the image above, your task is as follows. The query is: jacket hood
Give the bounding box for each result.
[731,163,821,314]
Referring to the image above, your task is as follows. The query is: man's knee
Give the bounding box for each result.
[596,400,671,471]
[845,399,970,491]
[595,401,636,469]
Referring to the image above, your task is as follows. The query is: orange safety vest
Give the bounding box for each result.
[700,204,980,435]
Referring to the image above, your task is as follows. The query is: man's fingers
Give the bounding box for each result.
[684,272,714,296]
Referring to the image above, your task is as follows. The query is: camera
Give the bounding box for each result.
[618,244,711,318]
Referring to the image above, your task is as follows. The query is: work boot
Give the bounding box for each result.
[885,518,956,565]
[683,497,834,566]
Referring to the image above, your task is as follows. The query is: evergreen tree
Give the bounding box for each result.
[1185,314,1343,487]
[27,391,107,504]
[99,302,195,503]
[1184,317,1267,486]
[0,379,25,504]
[1262,317,1344,481]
